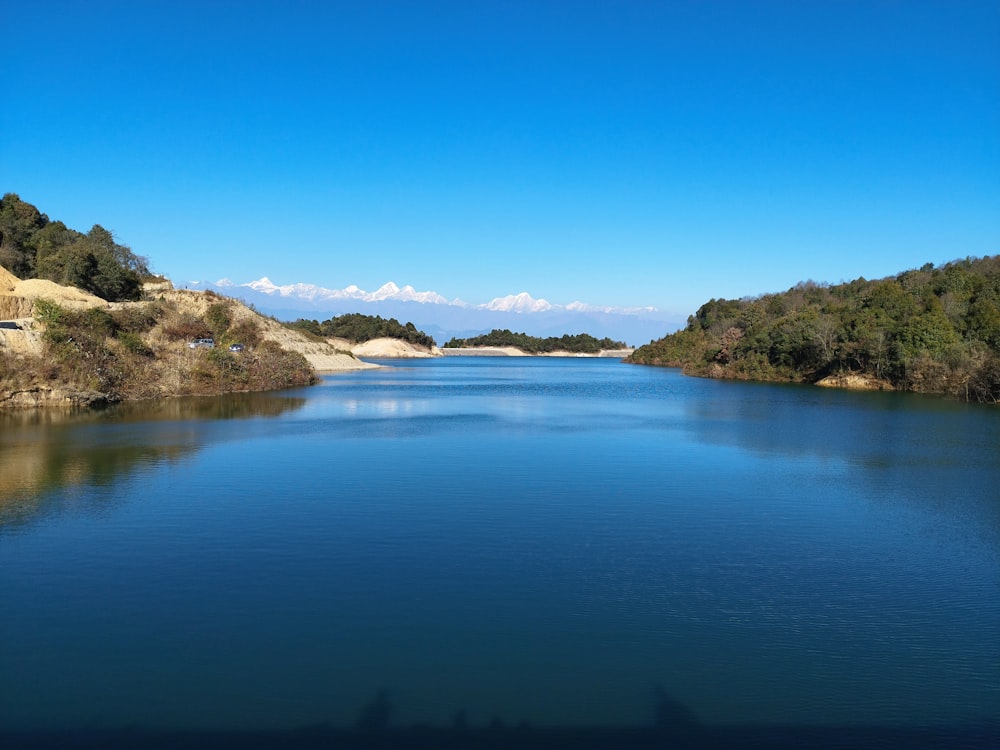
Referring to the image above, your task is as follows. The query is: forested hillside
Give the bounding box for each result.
[628,257,1000,403]
[444,329,627,354]
[0,194,151,302]
[290,313,435,347]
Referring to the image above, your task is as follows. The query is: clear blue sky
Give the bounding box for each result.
[3,1,998,317]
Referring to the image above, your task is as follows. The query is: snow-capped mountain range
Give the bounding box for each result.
[226,277,659,316]
[239,278,452,306]
[185,277,681,346]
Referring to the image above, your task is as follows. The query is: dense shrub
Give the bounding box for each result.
[444,329,627,353]
[629,256,1000,402]
[2,194,150,301]
[15,296,318,404]
[206,302,233,341]
[114,302,164,333]
[291,313,435,347]
[228,318,262,347]
[162,314,210,342]
[117,332,154,357]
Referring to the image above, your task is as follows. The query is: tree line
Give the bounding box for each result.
[289,313,436,347]
[444,329,627,354]
[0,193,151,302]
[627,257,1000,403]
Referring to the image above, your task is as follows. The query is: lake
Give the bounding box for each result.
[1,358,998,747]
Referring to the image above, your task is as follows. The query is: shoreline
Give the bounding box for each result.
[0,280,378,408]
[440,347,634,358]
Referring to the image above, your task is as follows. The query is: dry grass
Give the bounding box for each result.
[2,274,377,407]
[2,293,316,406]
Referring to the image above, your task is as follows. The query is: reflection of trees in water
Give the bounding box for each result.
[1,391,307,427]
[681,384,1000,543]
[0,393,305,527]
[104,391,308,422]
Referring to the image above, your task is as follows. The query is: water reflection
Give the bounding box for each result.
[1,361,997,741]
[0,392,305,527]
[341,398,426,418]
[678,379,1000,542]
[682,379,998,464]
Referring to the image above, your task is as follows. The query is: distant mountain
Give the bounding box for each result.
[182,278,682,346]
[238,278,451,306]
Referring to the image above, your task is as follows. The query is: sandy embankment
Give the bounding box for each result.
[542,349,635,358]
[327,337,442,359]
[440,347,634,358]
[1,268,110,356]
[814,373,893,391]
[439,346,533,356]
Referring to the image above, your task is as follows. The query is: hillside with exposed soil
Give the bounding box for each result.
[0,268,375,408]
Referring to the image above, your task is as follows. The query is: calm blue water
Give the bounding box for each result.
[1,358,998,733]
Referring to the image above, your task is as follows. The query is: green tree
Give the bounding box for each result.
[1,195,150,302]
[630,256,1000,401]
[0,193,48,277]
[34,224,146,301]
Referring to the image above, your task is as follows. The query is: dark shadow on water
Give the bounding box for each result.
[354,689,392,731]
[2,724,995,750]
[654,684,701,743]
[2,687,996,750]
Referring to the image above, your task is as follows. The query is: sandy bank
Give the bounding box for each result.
[440,347,634,358]
[346,337,442,359]
[814,373,894,391]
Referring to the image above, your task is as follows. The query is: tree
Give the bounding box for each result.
[630,256,1000,401]
[0,193,48,277]
[33,223,146,301]
[0,195,150,302]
